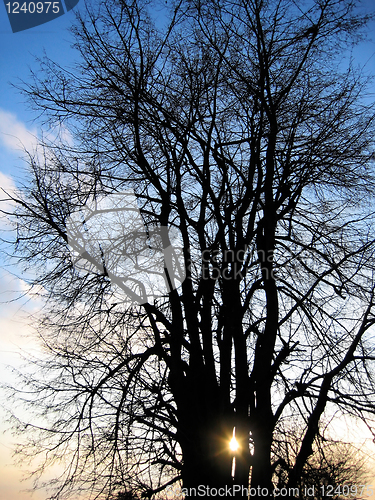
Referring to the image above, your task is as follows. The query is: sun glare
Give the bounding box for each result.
[229,428,239,452]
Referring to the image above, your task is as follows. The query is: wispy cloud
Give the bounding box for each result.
[0,109,38,154]
[0,108,74,166]
[0,170,16,192]
[0,171,18,230]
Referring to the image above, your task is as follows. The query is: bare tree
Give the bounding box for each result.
[273,423,373,499]
[3,0,375,498]
[300,443,372,500]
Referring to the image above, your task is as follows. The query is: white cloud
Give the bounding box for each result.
[0,109,75,173]
[0,171,17,229]
[0,170,16,192]
[0,109,38,154]
[18,279,47,306]
[0,269,46,317]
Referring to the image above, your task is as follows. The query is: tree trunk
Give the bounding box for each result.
[179,413,250,498]
[250,426,274,499]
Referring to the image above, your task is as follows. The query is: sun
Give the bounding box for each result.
[229,436,239,452]
[229,429,239,452]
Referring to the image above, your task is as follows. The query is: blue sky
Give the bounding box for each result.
[0,0,77,127]
[0,4,82,500]
[1,1,375,499]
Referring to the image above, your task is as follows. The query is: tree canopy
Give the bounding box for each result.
[3,0,375,498]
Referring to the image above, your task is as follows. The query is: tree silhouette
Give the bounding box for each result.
[3,0,375,498]
[273,423,373,500]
